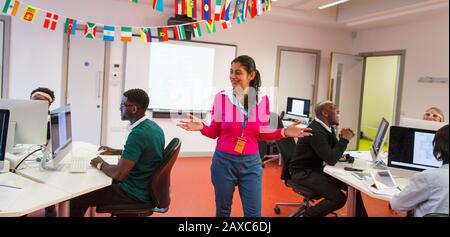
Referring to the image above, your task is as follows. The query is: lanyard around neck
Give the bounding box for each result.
[234,96,247,137]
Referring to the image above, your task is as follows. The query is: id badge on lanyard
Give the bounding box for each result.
[234,99,247,154]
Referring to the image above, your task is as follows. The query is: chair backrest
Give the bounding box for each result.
[423,213,449,217]
[149,138,181,209]
[272,114,296,181]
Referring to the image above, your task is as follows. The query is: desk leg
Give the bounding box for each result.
[58,201,70,217]
[347,186,356,217]
[88,207,96,217]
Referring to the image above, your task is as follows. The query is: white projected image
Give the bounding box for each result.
[413,132,443,168]
[291,100,305,116]
[148,43,215,111]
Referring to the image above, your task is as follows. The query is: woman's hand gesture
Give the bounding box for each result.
[177,114,204,131]
[284,122,313,138]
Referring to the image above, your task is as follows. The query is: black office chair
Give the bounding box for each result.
[259,112,282,167]
[96,138,182,217]
[423,213,449,217]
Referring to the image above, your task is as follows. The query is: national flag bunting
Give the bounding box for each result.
[251,0,257,18]
[205,20,216,33]
[152,0,164,13]
[103,25,115,42]
[21,5,38,23]
[173,25,187,40]
[158,27,169,42]
[186,0,197,18]
[174,0,186,15]
[202,0,211,20]
[242,0,249,19]
[84,23,97,39]
[257,0,263,15]
[130,0,138,3]
[220,0,232,21]
[64,18,78,35]
[43,12,59,31]
[191,22,202,38]
[221,20,232,30]
[263,0,272,11]
[214,0,222,21]
[2,0,19,16]
[121,27,133,42]
[234,0,245,24]
[140,28,152,43]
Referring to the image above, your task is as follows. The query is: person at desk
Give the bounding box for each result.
[423,107,445,122]
[70,89,165,217]
[288,101,368,217]
[390,125,449,217]
[30,87,56,217]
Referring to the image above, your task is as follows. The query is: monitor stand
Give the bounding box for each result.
[40,146,64,171]
[371,159,388,170]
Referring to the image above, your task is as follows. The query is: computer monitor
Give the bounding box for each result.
[0,99,48,151]
[48,105,72,167]
[0,110,10,171]
[388,126,442,171]
[399,117,447,131]
[370,117,390,163]
[286,97,310,118]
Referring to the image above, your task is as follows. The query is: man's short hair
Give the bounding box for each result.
[30,87,55,102]
[315,101,334,117]
[123,89,149,109]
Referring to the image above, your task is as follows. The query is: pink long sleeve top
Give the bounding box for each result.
[201,90,284,155]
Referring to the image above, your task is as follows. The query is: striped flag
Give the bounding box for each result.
[121,27,133,42]
[242,0,249,19]
[43,12,59,31]
[251,0,257,18]
[191,22,202,38]
[256,0,262,15]
[221,20,232,30]
[186,0,197,18]
[205,20,216,33]
[103,25,115,42]
[64,18,77,35]
[84,23,97,39]
[234,0,245,24]
[174,0,186,15]
[173,25,187,41]
[220,0,232,21]
[202,0,211,20]
[2,0,19,16]
[140,28,152,43]
[152,0,164,13]
[214,0,222,21]
[21,5,38,23]
[158,27,169,42]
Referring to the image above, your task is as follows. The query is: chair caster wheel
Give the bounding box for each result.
[274,206,280,214]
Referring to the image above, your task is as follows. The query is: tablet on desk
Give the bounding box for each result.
[370,170,398,190]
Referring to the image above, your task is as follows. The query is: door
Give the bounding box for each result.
[67,32,105,145]
[276,48,319,117]
[328,53,364,150]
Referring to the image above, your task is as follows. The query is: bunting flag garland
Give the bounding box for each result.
[174,0,186,15]
[234,0,244,24]
[220,0,232,21]
[2,0,20,16]
[221,20,232,30]
[264,0,272,12]
[191,22,202,38]
[186,0,197,18]
[201,0,211,20]
[84,22,97,39]
[21,5,38,23]
[256,0,262,16]
[43,12,58,31]
[173,25,187,40]
[241,0,249,19]
[121,27,133,42]
[64,18,77,35]
[250,0,257,18]
[140,27,152,43]
[130,0,138,3]
[158,27,169,42]
[214,0,222,21]
[152,0,164,13]
[103,25,115,42]
[205,20,216,33]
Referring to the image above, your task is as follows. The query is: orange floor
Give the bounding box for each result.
[28,156,406,217]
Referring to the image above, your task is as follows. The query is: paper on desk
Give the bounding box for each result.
[0,183,24,211]
[362,177,400,196]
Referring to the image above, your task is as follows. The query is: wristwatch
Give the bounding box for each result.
[96,162,104,170]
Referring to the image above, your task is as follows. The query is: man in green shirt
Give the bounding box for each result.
[70,89,165,217]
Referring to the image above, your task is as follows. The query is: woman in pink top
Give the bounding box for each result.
[178,55,312,217]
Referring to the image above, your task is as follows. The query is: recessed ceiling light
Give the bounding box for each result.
[318,0,349,10]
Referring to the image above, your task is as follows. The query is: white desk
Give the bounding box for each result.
[14,141,117,217]
[324,151,413,217]
[0,172,69,217]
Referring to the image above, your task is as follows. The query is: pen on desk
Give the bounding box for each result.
[0,184,22,190]
[397,187,402,191]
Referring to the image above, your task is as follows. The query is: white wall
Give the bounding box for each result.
[4,0,353,155]
[353,11,449,122]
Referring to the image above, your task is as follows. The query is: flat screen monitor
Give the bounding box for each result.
[388,126,442,171]
[370,117,389,161]
[0,99,48,149]
[49,105,72,164]
[286,97,310,118]
[399,117,447,131]
[0,109,10,170]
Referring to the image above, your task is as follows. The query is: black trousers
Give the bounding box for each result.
[290,169,368,217]
[70,184,143,217]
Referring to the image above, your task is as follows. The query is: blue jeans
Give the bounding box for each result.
[211,150,263,217]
